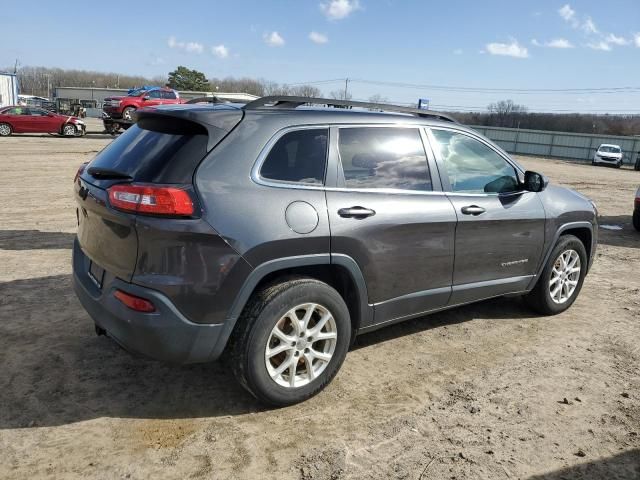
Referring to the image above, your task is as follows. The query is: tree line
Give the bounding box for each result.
[450,100,640,136]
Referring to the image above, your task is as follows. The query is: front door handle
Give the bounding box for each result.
[338,206,376,218]
[460,205,486,216]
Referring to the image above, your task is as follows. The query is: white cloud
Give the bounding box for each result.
[168,36,204,54]
[635,33,640,48]
[587,41,611,51]
[558,4,578,27]
[485,39,529,58]
[212,44,229,58]
[605,33,629,46]
[320,0,360,20]
[532,38,573,48]
[581,17,598,35]
[263,31,285,47]
[309,31,329,44]
[547,38,574,48]
[453,48,463,55]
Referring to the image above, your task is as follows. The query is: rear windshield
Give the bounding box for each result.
[87,124,208,184]
[599,146,621,153]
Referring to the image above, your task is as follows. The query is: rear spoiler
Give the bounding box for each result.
[134,106,244,151]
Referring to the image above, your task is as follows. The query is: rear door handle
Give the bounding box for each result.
[460,205,486,216]
[338,206,376,218]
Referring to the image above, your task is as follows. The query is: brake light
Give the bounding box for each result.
[114,290,156,313]
[74,162,88,182]
[107,184,194,216]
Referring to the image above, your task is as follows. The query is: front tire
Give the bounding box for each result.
[229,278,351,406]
[633,210,640,232]
[526,234,587,315]
[122,107,136,122]
[0,123,12,136]
[62,124,76,137]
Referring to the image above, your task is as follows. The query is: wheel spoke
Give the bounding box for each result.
[568,267,580,275]
[288,360,297,387]
[311,349,332,363]
[309,312,332,336]
[549,275,560,286]
[272,326,294,344]
[303,354,316,381]
[266,343,293,358]
[273,355,294,376]
[314,331,337,341]
[301,304,316,331]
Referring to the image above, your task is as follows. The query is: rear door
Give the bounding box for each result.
[326,125,457,327]
[4,107,32,132]
[427,127,546,304]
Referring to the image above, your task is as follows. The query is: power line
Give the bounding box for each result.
[287,77,640,95]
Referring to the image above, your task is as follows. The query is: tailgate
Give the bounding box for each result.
[75,179,138,281]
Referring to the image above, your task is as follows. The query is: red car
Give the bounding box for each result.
[0,106,86,137]
[102,87,182,121]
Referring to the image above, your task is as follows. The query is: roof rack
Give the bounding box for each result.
[243,96,457,123]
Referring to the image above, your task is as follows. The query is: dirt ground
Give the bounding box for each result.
[1,126,639,480]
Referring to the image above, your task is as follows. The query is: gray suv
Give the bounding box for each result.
[73,96,598,405]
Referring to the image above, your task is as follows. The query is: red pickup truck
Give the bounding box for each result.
[102,87,182,121]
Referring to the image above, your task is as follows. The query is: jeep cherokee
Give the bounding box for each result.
[73,96,598,405]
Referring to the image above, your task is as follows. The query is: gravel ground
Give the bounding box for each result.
[0,130,639,479]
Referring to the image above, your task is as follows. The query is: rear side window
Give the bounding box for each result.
[260,129,328,185]
[147,90,162,99]
[338,127,432,191]
[87,124,208,184]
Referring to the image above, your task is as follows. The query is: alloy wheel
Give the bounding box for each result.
[264,303,337,388]
[549,249,581,304]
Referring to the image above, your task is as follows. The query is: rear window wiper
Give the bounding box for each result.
[87,167,133,180]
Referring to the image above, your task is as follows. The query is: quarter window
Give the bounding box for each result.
[260,129,328,185]
[431,129,520,194]
[338,127,431,191]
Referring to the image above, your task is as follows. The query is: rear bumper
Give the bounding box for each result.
[73,239,228,364]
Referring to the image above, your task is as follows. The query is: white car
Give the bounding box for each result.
[593,144,623,168]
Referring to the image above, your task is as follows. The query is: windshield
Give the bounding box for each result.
[599,146,621,153]
[127,88,149,97]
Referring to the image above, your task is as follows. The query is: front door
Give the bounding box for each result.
[427,127,546,305]
[326,126,457,328]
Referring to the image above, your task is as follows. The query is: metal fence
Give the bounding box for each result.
[472,125,640,165]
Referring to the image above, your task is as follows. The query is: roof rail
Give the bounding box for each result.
[243,96,457,123]
[185,96,234,105]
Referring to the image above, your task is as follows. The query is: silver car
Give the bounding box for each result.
[593,144,623,168]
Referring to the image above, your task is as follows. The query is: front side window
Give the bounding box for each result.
[260,129,328,185]
[338,127,431,191]
[30,108,48,116]
[431,129,520,194]
[162,90,177,99]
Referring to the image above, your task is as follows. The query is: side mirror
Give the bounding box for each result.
[142,96,150,101]
[47,112,55,117]
[523,171,548,192]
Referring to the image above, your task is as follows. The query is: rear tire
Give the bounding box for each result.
[633,210,640,232]
[0,123,11,136]
[525,234,587,315]
[228,278,351,406]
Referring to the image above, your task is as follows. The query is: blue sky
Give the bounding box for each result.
[3,0,640,113]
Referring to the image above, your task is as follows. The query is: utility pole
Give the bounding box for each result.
[13,59,19,74]
[343,78,349,100]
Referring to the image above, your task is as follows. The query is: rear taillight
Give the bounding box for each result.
[74,162,88,182]
[114,289,156,313]
[107,184,194,216]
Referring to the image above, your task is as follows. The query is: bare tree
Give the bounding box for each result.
[487,99,528,127]
[329,89,353,101]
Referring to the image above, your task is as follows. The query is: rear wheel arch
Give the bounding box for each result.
[225,256,371,344]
